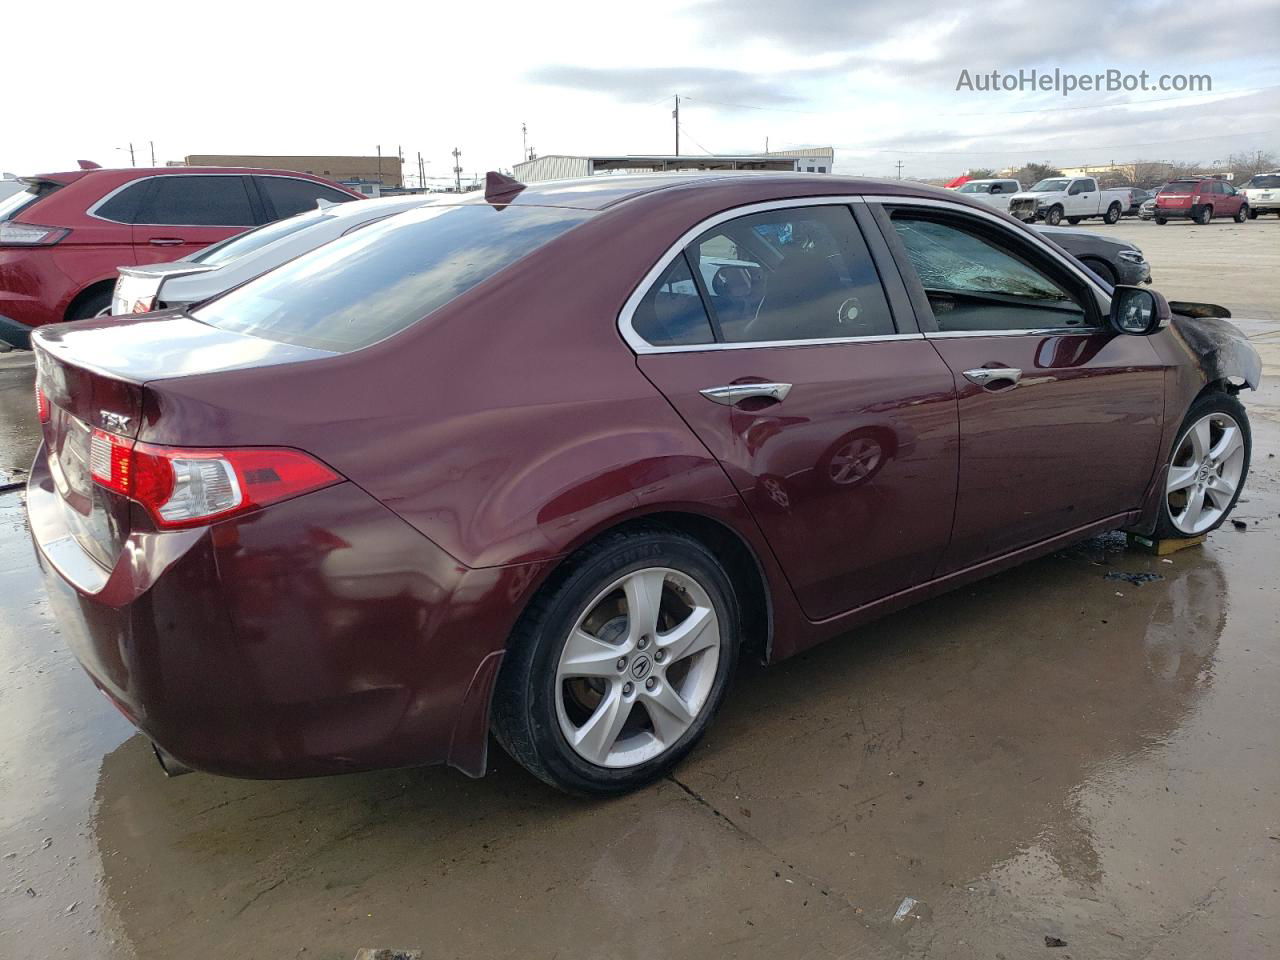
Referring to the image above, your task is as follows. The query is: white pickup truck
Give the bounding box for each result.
[950,178,1024,213]
[1008,177,1129,226]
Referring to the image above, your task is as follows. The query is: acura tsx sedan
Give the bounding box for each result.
[29,173,1260,795]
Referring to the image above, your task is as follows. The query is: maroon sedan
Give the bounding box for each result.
[28,174,1259,795]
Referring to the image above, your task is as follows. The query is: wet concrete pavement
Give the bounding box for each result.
[2,302,1279,958]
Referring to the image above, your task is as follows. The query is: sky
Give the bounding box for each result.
[6,0,1279,182]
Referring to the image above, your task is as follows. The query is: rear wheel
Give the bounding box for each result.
[492,528,740,795]
[1234,205,1249,223]
[1155,393,1250,540]
[1194,205,1213,225]
[1104,202,1122,224]
[66,288,113,321]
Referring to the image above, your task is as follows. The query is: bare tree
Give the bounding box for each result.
[1226,150,1278,184]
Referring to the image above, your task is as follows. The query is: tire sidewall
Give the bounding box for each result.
[521,534,740,794]
[1156,393,1251,539]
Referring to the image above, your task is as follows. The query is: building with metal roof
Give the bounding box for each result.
[513,149,834,183]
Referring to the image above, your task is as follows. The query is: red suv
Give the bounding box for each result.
[0,167,362,347]
[1154,177,1249,225]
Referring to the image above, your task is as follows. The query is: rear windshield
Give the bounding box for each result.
[1159,181,1199,193]
[0,180,61,221]
[192,209,330,266]
[193,203,591,352]
[1244,174,1280,189]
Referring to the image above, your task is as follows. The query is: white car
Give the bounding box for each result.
[111,194,437,316]
[1240,171,1280,218]
[1007,177,1131,226]
[950,179,1023,214]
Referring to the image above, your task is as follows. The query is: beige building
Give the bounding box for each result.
[183,154,401,187]
[513,148,835,183]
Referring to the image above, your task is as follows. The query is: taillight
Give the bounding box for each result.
[131,297,156,314]
[0,222,70,246]
[89,430,340,528]
[36,385,50,423]
[1193,195,1201,204]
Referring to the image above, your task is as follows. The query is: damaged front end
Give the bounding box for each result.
[1168,302,1261,392]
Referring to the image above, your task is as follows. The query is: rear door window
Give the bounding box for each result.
[256,176,357,219]
[193,203,591,352]
[138,175,257,226]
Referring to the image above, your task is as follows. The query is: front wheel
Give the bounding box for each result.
[1104,202,1122,224]
[491,528,740,795]
[1044,205,1064,226]
[1156,217,1168,225]
[1155,393,1250,540]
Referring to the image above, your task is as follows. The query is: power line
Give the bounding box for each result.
[677,123,715,155]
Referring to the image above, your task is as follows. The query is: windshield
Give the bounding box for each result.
[191,209,331,266]
[1029,179,1070,192]
[194,203,591,353]
[1243,174,1280,189]
[956,182,992,194]
[0,180,60,221]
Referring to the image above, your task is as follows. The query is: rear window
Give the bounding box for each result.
[1244,174,1280,188]
[193,203,591,352]
[1159,181,1199,194]
[0,180,62,221]
[192,209,330,266]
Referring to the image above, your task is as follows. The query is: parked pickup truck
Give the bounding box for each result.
[1008,177,1129,226]
[950,178,1024,214]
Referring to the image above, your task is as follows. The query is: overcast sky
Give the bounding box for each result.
[7,0,1279,181]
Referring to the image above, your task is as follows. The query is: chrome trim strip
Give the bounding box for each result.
[924,327,1102,338]
[627,333,925,355]
[862,194,1115,306]
[618,195,880,355]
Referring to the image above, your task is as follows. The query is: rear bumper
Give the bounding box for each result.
[28,446,547,779]
[1154,205,1196,220]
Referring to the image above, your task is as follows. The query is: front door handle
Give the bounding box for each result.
[963,367,1022,389]
[148,237,185,246]
[699,382,792,405]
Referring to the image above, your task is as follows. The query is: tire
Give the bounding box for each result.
[1247,207,1259,220]
[1156,217,1168,225]
[1234,205,1249,223]
[491,527,741,795]
[1067,216,1082,225]
[66,288,113,321]
[1194,205,1213,225]
[1044,205,1064,226]
[1104,203,1122,224]
[1153,392,1251,541]
[1081,257,1117,287]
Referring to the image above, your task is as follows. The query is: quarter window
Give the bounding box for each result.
[889,213,1091,332]
[93,180,150,223]
[686,205,895,343]
[632,254,715,346]
[257,176,356,218]
[138,175,256,226]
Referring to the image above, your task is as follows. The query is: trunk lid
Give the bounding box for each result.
[32,313,335,569]
[113,263,217,315]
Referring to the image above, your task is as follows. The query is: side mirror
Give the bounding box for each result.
[1109,285,1170,336]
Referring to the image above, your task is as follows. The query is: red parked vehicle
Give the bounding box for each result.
[1153,177,1250,225]
[29,174,1259,795]
[0,166,361,348]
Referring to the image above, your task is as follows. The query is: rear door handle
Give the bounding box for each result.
[148,237,185,246]
[963,367,1022,389]
[699,382,792,405]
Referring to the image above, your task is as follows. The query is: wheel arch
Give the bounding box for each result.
[63,277,116,321]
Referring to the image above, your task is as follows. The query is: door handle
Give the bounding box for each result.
[148,237,185,246]
[699,382,792,405]
[963,367,1022,389]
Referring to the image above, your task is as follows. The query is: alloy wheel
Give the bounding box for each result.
[1166,412,1246,534]
[555,567,721,768]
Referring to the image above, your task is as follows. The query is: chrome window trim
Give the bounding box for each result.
[87,173,347,227]
[924,327,1099,339]
[863,194,1115,315]
[617,195,900,355]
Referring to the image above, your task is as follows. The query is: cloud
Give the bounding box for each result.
[526,65,807,106]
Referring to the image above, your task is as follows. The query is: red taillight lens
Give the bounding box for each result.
[90,430,340,528]
[36,385,50,423]
[131,297,155,314]
[0,222,70,246]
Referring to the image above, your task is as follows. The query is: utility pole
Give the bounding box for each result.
[417,152,425,190]
[452,147,462,193]
[398,145,404,188]
[376,145,383,186]
[765,136,769,154]
[673,95,680,155]
[128,142,135,167]
[522,122,528,161]
[895,160,904,179]
[149,141,155,166]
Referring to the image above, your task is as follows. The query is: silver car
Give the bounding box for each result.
[111,195,437,315]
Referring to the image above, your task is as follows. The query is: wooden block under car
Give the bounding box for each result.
[1126,532,1207,556]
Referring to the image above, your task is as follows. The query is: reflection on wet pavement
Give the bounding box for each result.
[1,350,1277,959]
